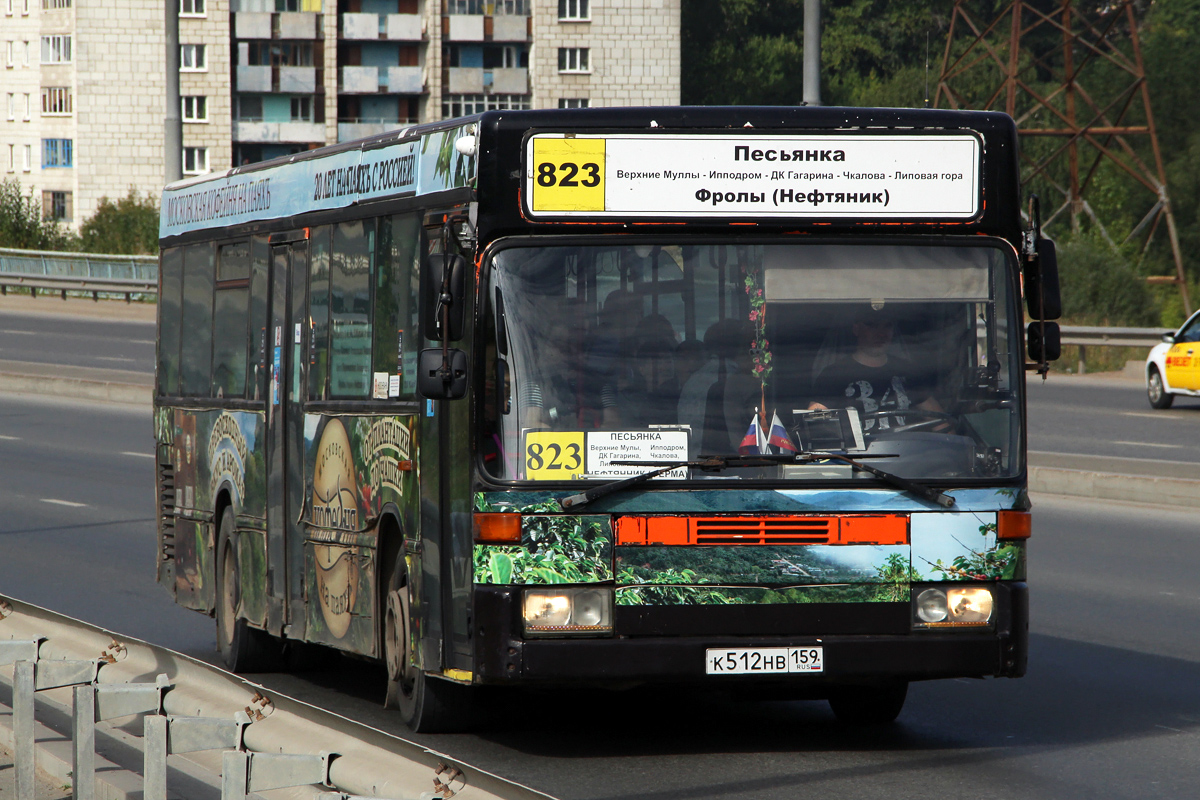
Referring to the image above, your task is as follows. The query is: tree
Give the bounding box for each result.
[78,190,160,255]
[0,178,73,251]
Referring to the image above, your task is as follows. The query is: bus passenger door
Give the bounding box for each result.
[265,238,308,636]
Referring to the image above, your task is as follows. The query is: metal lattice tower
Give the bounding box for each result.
[935,0,1191,313]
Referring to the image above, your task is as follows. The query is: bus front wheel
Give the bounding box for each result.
[215,514,282,672]
[383,562,474,732]
[828,681,908,725]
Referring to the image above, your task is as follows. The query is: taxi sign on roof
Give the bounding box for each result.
[524,133,981,220]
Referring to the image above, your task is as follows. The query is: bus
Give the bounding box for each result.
[155,107,1060,732]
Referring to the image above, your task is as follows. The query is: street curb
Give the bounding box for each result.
[0,372,150,406]
[1030,466,1200,508]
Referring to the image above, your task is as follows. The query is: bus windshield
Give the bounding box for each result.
[481,241,1024,483]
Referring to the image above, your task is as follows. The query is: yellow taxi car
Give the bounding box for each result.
[1146,310,1200,408]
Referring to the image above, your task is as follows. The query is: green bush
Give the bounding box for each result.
[1055,234,1160,326]
[0,178,73,250]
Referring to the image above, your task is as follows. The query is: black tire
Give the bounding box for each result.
[383,555,474,732]
[1147,366,1174,409]
[215,513,283,672]
[828,681,908,725]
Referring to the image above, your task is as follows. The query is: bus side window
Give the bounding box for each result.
[330,219,375,398]
[373,213,420,398]
[180,242,215,397]
[212,242,250,399]
[308,226,331,400]
[158,247,183,396]
[248,235,270,402]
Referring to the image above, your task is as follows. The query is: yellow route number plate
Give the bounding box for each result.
[530,137,606,213]
[523,431,586,480]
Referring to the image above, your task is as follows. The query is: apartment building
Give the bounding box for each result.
[2,0,678,228]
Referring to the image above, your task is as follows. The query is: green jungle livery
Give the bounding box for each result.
[155,107,1060,731]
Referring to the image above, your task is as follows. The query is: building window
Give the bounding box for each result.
[442,93,529,118]
[234,95,263,120]
[42,138,72,168]
[3,0,10,15]
[291,96,312,121]
[42,0,72,8]
[246,41,313,66]
[183,146,209,175]
[5,93,12,119]
[22,144,31,171]
[180,44,206,71]
[21,0,28,13]
[446,0,482,13]
[42,87,72,115]
[5,41,12,68]
[22,40,30,66]
[182,95,207,122]
[558,47,589,73]
[6,144,13,172]
[43,191,71,221]
[558,0,589,20]
[22,92,30,120]
[494,0,529,13]
[179,0,204,15]
[41,35,72,64]
[558,98,589,109]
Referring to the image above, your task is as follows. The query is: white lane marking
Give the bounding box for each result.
[120,451,155,459]
[0,330,36,335]
[41,498,87,508]
[1113,441,1188,449]
[95,356,136,363]
[1121,411,1194,420]
[0,434,19,440]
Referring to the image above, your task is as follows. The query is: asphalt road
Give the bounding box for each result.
[0,308,155,374]
[1,389,1199,799]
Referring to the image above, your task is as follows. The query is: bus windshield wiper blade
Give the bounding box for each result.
[557,451,953,510]
[557,455,772,510]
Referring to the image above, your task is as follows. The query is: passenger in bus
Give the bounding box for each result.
[583,289,644,427]
[677,320,756,454]
[807,306,943,431]
[621,338,681,428]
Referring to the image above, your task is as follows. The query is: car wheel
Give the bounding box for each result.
[1147,366,1174,409]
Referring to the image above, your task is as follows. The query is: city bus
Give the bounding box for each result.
[155,106,1060,732]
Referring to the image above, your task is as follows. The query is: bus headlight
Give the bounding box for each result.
[522,587,613,637]
[913,586,994,628]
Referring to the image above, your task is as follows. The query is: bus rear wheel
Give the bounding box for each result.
[383,563,474,732]
[828,681,908,725]
[215,514,282,672]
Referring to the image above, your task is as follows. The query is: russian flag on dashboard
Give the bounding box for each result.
[768,411,797,453]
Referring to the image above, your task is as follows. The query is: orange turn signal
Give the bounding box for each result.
[474,513,522,543]
[997,510,1031,540]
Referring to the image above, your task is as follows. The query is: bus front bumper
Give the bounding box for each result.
[473,583,1027,686]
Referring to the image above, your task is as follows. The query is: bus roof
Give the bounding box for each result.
[160,106,1020,242]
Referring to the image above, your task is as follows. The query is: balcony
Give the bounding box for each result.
[447,67,483,94]
[341,65,379,93]
[342,13,379,39]
[278,12,318,39]
[279,66,316,93]
[488,67,527,94]
[491,14,528,41]
[387,66,424,93]
[447,14,484,41]
[386,13,422,40]
[237,65,272,93]
[338,118,417,141]
[234,121,325,144]
[234,12,272,39]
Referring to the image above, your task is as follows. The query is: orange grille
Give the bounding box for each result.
[615,514,908,546]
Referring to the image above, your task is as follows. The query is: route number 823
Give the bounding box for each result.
[526,441,582,472]
[537,161,601,188]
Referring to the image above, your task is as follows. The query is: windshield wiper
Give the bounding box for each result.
[557,452,954,510]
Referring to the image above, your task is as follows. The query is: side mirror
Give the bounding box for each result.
[417,348,468,400]
[1027,321,1061,363]
[421,253,468,342]
[1162,332,1177,344]
[1024,238,1062,321]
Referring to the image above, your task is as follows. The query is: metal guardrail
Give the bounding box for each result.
[0,247,157,301]
[1059,325,1169,374]
[0,595,551,800]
